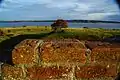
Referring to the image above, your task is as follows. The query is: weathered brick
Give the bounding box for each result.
[40,39,86,64]
[91,43,120,64]
[1,64,24,80]
[12,39,40,64]
[75,65,117,79]
[27,66,71,79]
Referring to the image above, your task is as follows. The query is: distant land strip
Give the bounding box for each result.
[0,20,120,23]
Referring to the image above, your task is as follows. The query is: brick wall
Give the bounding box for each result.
[1,39,120,80]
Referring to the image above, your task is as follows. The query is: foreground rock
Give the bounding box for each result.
[1,39,120,80]
[41,39,86,65]
[12,39,40,65]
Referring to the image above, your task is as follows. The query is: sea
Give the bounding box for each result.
[0,22,120,29]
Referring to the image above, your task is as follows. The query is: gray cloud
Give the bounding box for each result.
[0,0,119,21]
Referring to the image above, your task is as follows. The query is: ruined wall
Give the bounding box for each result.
[1,39,120,80]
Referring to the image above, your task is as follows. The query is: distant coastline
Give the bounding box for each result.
[0,20,120,23]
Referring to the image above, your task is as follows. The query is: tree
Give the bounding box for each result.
[0,29,4,36]
[51,19,68,32]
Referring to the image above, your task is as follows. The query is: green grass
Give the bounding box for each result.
[0,36,10,43]
[0,26,120,43]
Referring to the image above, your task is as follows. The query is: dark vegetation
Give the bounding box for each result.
[0,29,5,36]
[51,19,68,32]
[23,25,26,27]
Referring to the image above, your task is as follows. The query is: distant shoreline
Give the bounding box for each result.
[0,20,120,23]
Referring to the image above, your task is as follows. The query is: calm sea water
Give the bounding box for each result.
[0,22,120,29]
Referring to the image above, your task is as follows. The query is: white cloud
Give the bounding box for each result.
[44,0,78,9]
[0,0,119,20]
[87,12,119,20]
[65,0,120,20]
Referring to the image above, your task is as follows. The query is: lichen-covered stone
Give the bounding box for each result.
[40,39,86,64]
[12,39,40,65]
[91,43,120,64]
[27,66,71,79]
[1,64,24,80]
[75,65,117,79]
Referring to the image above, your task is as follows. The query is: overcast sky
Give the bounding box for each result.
[0,0,120,21]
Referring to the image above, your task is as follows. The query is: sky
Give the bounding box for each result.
[0,0,120,21]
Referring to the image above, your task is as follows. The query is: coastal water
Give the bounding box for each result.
[0,22,120,29]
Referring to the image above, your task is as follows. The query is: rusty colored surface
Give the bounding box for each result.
[75,65,117,78]
[2,39,120,80]
[91,43,120,64]
[1,64,23,80]
[27,66,71,79]
[12,39,39,64]
[41,39,86,64]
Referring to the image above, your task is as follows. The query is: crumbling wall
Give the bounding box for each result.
[1,39,120,80]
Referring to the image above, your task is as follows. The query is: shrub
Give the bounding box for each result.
[7,30,11,33]
[0,29,5,36]
[23,25,26,27]
[27,29,31,31]
[83,27,88,29]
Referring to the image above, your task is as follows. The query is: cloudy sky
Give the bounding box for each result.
[0,0,120,21]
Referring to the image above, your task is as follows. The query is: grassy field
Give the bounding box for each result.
[0,26,120,43]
